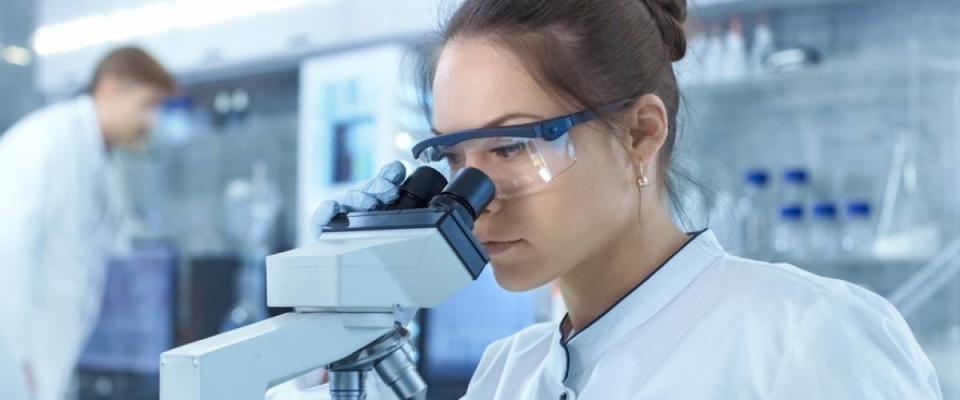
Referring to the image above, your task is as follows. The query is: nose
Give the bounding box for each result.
[481,195,502,215]
[474,196,500,241]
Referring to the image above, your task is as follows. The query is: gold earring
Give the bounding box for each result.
[637,164,650,187]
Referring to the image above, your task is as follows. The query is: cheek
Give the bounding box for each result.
[487,160,635,291]
[481,197,566,291]
[119,103,139,127]
[132,108,150,130]
[557,140,636,233]
[542,157,634,258]
[483,130,639,291]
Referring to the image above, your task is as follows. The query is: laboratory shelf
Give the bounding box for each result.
[690,0,903,21]
[681,57,960,107]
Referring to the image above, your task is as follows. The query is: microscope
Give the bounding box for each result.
[160,167,495,400]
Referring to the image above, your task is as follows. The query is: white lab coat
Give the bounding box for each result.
[0,96,124,400]
[0,330,28,399]
[270,230,942,400]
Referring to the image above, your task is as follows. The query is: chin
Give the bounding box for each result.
[489,260,551,292]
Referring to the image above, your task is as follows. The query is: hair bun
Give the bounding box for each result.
[641,0,688,62]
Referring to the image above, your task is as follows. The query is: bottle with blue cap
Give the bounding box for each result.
[735,169,771,257]
[841,201,874,258]
[770,168,812,260]
[808,202,840,258]
[781,168,811,207]
[772,204,806,260]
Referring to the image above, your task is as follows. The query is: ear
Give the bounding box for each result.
[621,94,669,170]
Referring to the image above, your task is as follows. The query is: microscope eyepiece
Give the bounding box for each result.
[428,168,495,222]
[387,167,448,210]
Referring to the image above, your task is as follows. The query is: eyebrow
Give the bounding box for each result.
[431,112,545,135]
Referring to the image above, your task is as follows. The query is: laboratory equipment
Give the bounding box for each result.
[750,14,774,77]
[735,169,771,257]
[772,205,805,259]
[780,168,810,207]
[764,48,822,73]
[841,201,874,258]
[875,129,942,260]
[702,25,724,84]
[808,202,840,259]
[220,162,282,332]
[719,17,747,82]
[160,167,495,400]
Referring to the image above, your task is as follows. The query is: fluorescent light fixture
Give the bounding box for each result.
[33,0,327,56]
[34,15,109,56]
[3,46,33,66]
[104,3,176,42]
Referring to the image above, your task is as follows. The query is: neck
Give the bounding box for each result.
[557,198,688,336]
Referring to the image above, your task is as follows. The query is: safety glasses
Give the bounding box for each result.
[412,98,634,199]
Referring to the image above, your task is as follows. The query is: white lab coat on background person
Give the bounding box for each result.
[0,95,126,400]
[0,330,28,399]
[268,230,941,400]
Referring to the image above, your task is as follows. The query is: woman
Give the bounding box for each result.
[311,0,942,398]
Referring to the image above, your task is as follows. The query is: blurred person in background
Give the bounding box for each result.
[0,46,175,400]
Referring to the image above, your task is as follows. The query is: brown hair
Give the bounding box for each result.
[90,46,176,94]
[417,0,699,224]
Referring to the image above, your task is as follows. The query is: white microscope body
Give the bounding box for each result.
[160,168,494,400]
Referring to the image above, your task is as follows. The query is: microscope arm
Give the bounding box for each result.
[160,168,494,400]
[161,311,395,400]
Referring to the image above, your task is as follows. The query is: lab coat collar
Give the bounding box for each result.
[545,229,726,385]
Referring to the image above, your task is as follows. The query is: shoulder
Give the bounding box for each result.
[711,256,941,398]
[768,285,941,398]
[704,254,933,363]
[9,99,79,131]
[707,254,882,313]
[2,98,94,166]
[713,255,927,347]
[2,99,83,153]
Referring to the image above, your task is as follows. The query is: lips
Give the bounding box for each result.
[481,240,523,255]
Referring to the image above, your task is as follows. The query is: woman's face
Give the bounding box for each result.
[432,37,644,291]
